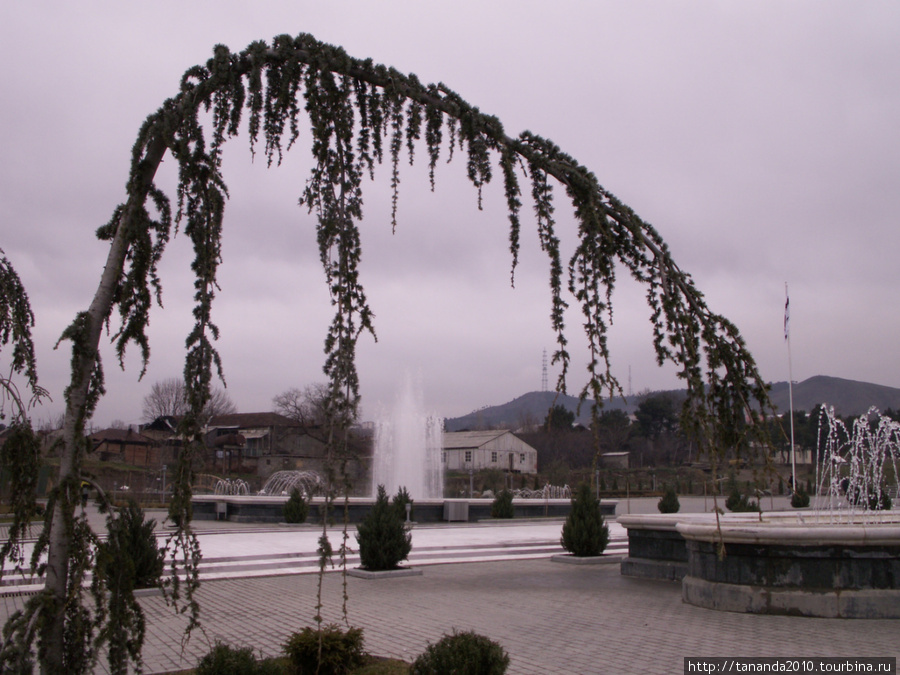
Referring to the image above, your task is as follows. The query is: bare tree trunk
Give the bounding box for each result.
[40,136,167,673]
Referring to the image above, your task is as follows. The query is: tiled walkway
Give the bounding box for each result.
[1,505,897,673]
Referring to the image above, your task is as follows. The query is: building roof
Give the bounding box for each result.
[442,430,512,450]
[89,428,155,445]
[206,412,300,429]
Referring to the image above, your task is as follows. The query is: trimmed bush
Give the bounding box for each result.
[196,642,281,675]
[657,485,680,514]
[411,630,509,675]
[356,484,412,571]
[283,487,309,524]
[490,489,514,519]
[560,482,609,557]
[284,624,364,675]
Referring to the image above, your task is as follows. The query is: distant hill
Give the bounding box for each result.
[443,376,900,430]
[767,375,900,417]
[444,390,638,431]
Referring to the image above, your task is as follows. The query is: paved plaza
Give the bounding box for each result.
[1,501,897,673]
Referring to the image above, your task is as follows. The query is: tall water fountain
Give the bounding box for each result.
[372,374,444,500]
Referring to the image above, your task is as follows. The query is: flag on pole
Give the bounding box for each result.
[784,285,790,341]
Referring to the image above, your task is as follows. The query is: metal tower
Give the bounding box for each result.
[541,349,548,392]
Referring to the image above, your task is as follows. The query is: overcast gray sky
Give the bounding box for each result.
[2,1,899,428]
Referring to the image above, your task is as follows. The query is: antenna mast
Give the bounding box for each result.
[541,349,548,392]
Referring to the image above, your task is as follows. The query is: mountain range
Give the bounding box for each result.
[443,375,900,431]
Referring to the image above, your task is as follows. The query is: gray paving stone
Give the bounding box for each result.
[115,558,899,674]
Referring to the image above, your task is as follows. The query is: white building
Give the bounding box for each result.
[442,430,538,474]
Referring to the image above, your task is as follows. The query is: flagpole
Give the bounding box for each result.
[785,283,797,493]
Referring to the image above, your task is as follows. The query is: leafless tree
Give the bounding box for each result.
[272,383,331,426]
[142,377,236,424]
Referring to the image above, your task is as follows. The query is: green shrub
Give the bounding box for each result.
[657,485,680,514]
[560,482,609,557]
[197,642,282,675]
[411,630,509,675]
[283,487,309,524]
[99,499,164,590]
[490,489,514,519]
[725,486,760,513]
[392,486,414,522]
[356,485,412,571]
[791,487,810,508]
[284,624,364,675]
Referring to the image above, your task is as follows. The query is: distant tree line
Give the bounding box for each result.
[520,395,900,480]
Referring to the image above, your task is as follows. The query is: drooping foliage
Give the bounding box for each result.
[2,32,773,673]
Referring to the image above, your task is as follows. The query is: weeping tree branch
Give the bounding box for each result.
[7,32,772,674]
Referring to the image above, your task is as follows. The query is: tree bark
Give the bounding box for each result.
[40,135,167,674]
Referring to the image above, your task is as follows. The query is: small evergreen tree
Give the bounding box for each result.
[560,482,609,557]
[283,487,308,524]
[491,489,514,518]
[725,484,760,512]
[791,487,810,508]
[355,485,412,571]
[99,499,164,590]
[392,486,414,522]
[657,485,680,513]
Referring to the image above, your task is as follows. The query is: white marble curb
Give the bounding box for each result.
[346,567,423,579]
[550,553,624,565]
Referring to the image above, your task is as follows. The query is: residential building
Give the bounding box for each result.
[442,430,538,474]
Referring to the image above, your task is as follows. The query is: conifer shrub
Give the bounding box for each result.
[99,499,164,590]
[284,624,364,675]
[657,485,680,514]
[410,630,509,675]
[790,487,810,508]
[560,482,609,557]
[725,485,760,512]
[392,486,414,522]
[356,485,412,571]
[490,489,514,519]
[283,487,309,524]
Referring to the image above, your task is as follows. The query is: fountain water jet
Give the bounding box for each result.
[259,470,322,497]
[815,406,899,518]
[372,374,444,500]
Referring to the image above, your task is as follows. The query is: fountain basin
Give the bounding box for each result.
[620,512,900,619]
[193,494,616,523]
